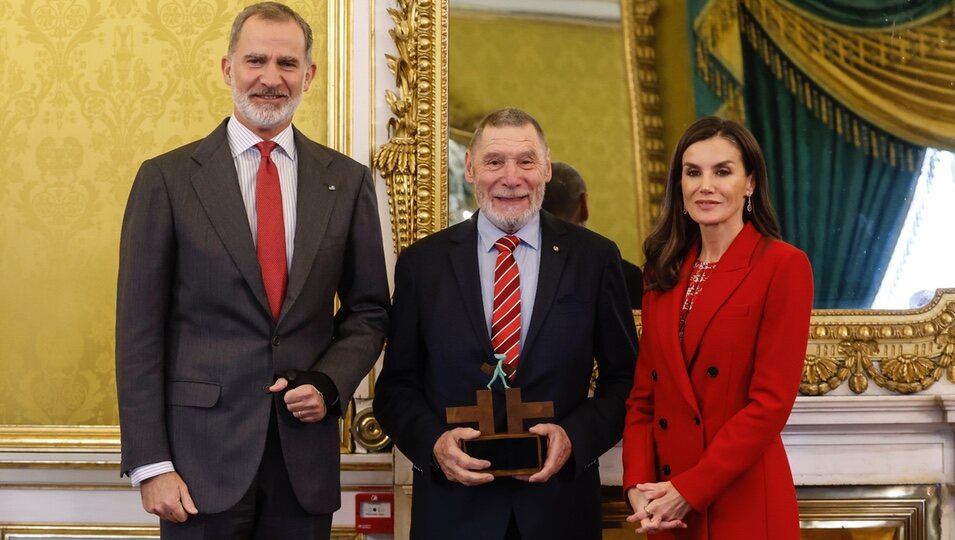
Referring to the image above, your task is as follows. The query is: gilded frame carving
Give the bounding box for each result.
[0,3,354,453]
[377,0,955,398]
[375,0,449,253]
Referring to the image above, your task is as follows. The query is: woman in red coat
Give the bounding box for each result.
[622,117,813,539]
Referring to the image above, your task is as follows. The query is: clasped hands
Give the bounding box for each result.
[626,481,690,534]
[432,424,571,486]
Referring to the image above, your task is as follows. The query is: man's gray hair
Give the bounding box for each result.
[228,2,314,62]
[469,107,548,150]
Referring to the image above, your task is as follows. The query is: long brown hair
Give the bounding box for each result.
[643,116,781,291]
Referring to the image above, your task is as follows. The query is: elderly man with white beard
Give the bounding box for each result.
[374,108,638,540]
[115,3,390,538]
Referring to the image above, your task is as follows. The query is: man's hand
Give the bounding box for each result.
[626,481,689,534]
[269,378,327,423]
[140,471,198,523]
[525,423,571,483]
[433,427,494,486]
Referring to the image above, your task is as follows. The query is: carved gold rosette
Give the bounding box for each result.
[801,289,955,395]
[374,0,449,253]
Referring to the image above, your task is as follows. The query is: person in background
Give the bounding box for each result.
[375,108,637,539]
[115,3,390,538]
[542,161,643,309]
[622,116,813,539]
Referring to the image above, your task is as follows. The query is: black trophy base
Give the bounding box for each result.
[461,433,548,476]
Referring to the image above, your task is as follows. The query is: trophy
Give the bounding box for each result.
[445,356,554,476]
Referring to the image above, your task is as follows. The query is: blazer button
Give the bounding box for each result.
[662,464,671,476]
[651,370,658,381]
[272,335,281,347]
[693,415,701,426]
[706,366,719,378]
[658,418,668,430]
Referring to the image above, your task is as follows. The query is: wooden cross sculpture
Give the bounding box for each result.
[444,362,554,475]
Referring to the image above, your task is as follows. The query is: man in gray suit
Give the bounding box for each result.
[115,3,390,538]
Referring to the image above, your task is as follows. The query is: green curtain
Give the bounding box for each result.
[777,0,950,28]
[741,7,923,308]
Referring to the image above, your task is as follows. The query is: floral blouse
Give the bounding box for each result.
[679,260,717,343]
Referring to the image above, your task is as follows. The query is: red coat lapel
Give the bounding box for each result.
[653,244,700,414]
[681,222,762,364]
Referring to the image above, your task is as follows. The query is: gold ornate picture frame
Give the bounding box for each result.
[374,0,955,397]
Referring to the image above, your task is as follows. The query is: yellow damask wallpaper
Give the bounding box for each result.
[449,12,640,263]
[0,0,328,425]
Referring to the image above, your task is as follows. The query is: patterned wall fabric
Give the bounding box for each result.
[0,0,328,425]
[449,11,640,263]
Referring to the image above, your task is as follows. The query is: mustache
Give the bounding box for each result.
[251,88,289,98]
[490,189,529,198]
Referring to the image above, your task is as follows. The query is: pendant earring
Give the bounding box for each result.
[746,196,753,212]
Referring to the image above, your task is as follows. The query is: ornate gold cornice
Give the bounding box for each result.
[375,0,449,253]
[634,289,955,396]
[802,289,955,395]
[620,0,667,247]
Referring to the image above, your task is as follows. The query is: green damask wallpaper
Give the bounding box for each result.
[0,0,328,425]
[450,11,639,263]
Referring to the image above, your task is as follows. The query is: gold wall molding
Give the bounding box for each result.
[0,524,158,539]
[621,0,667,253]
[0,523,364,539]
[0,426,119,452]
[328,0,352,154]
[797,485,940,540]
[375,0,449,252]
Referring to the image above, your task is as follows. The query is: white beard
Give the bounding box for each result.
[232,86,302,130]
[476,182,545,233]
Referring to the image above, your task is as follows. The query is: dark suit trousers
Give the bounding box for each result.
[159,405,332,540]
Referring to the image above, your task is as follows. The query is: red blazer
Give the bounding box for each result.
[622,222,813,540]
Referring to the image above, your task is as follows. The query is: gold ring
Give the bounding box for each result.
[644,506,652,518]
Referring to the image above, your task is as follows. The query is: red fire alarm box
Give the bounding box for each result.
[355,492,394,533]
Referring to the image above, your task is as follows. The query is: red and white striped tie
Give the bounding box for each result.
[491,235,521,375]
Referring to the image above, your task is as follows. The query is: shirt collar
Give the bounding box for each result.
[477,211,541,254]
[226,115,296,161]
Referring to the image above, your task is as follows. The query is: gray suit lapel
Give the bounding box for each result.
[282,129,336,319]
[189,121,271,318]
[449,216,496,355]
[522,212,568,360]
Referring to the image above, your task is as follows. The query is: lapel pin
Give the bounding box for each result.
[327,185,336,191]
[552,245,560,252]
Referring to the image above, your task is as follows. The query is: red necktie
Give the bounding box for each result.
[255,141,287,321]
[491,235,521,375]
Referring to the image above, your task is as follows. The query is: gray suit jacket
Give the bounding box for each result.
[116,119,390,514]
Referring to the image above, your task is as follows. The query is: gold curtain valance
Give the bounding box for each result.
[695,0,955,152]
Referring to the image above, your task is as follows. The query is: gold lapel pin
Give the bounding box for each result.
[552,245,560,252]
[328,185,336,191]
